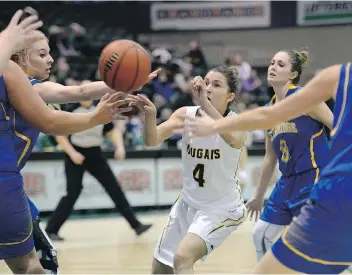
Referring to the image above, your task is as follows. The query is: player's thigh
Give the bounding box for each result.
[154,197,193,267]
[5,248,43,274]
[288,170,316,217]
[0,181,34,260]
[261,177,292,225]
[188,203,247,255]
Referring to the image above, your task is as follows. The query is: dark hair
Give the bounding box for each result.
[282,50,309,85]
[211,65,240,94]
[211,65,240,111]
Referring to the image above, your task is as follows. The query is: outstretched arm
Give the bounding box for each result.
[36,69,161,104]
[126,94,187,147]
[4,61,127,135]
[212,65,339,133]
[34,81,114,103]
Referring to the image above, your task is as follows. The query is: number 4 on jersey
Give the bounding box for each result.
[193,164,205,187]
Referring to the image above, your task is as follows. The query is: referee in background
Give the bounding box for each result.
[45,98,152,241]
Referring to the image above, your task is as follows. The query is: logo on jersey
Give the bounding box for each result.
[268,122,298,140]
[186,143,220,160]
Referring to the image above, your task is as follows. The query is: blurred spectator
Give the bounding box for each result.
[48,25,79,57]
[226,54,252,83]
[52,57,71,84]
[241,70,263,95]
[153,69,174,103]
[185,40,207,76]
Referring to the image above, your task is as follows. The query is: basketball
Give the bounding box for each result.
[98,40,151,93]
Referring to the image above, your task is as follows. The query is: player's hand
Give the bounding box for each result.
[173,109,216,138]
[70,151,85,165]
[114,147,126,160]
[191,76,210,105]
[135,68,161,91]
[1,9,43,54]
[92,92,132,124]
[245,196,265,222]
[126,94,157,115]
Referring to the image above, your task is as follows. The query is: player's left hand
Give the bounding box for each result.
[174,109,216,138]
[114,147,126,160]
[191,76,209,105]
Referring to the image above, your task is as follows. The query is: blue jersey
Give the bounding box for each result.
[9,77,41,171]
[322,62,352,177]
[267,85,330,179]
[0,76,20,178]
[8,76,42,218]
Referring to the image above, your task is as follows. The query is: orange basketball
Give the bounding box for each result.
[98,40,151,93]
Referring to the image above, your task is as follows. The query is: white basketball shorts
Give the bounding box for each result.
[154,196,247,267]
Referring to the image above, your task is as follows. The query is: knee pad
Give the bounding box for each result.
[33,218,59,274]
[252,220,285,257]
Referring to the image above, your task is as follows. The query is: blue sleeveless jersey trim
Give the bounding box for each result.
[12,76,41,170]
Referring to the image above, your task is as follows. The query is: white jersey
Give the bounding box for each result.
[180,106,245,210]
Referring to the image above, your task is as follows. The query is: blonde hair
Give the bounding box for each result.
[11,30,48,71]
[281,49,309,85]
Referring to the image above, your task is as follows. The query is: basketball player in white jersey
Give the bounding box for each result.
[127,65,248,274]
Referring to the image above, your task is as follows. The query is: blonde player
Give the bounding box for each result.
[127,65,247,274]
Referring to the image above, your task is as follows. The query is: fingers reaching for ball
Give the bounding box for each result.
[125,94,157,114]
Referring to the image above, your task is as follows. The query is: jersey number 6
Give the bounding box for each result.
[193,164,205,187]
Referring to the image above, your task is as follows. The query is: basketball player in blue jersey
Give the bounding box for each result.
[0,46,133,275]
[9,30,158,273]
[243,50,333,262]
[179,62,352,273]
[1,64,129,274]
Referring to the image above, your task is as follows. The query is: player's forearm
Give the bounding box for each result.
[254,158,276,198]
[212,108,278,134]
[56,136,78,157]
[0,40,14,76]
[45,111,98,135]
[143,113,158,146]
[80,81,114,100]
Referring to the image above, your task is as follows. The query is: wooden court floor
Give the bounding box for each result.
[0,212,257,274]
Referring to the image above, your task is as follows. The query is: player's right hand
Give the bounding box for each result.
[1,9,43,53]
[126,94,157,115]
[92,92,132,124]
[70,151,85,165]
[245,196,265,222]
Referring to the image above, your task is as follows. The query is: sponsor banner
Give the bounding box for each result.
[297,1,352,26]
[155,158,184,205]
[23,159,156,211]
[150,1,271,30]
